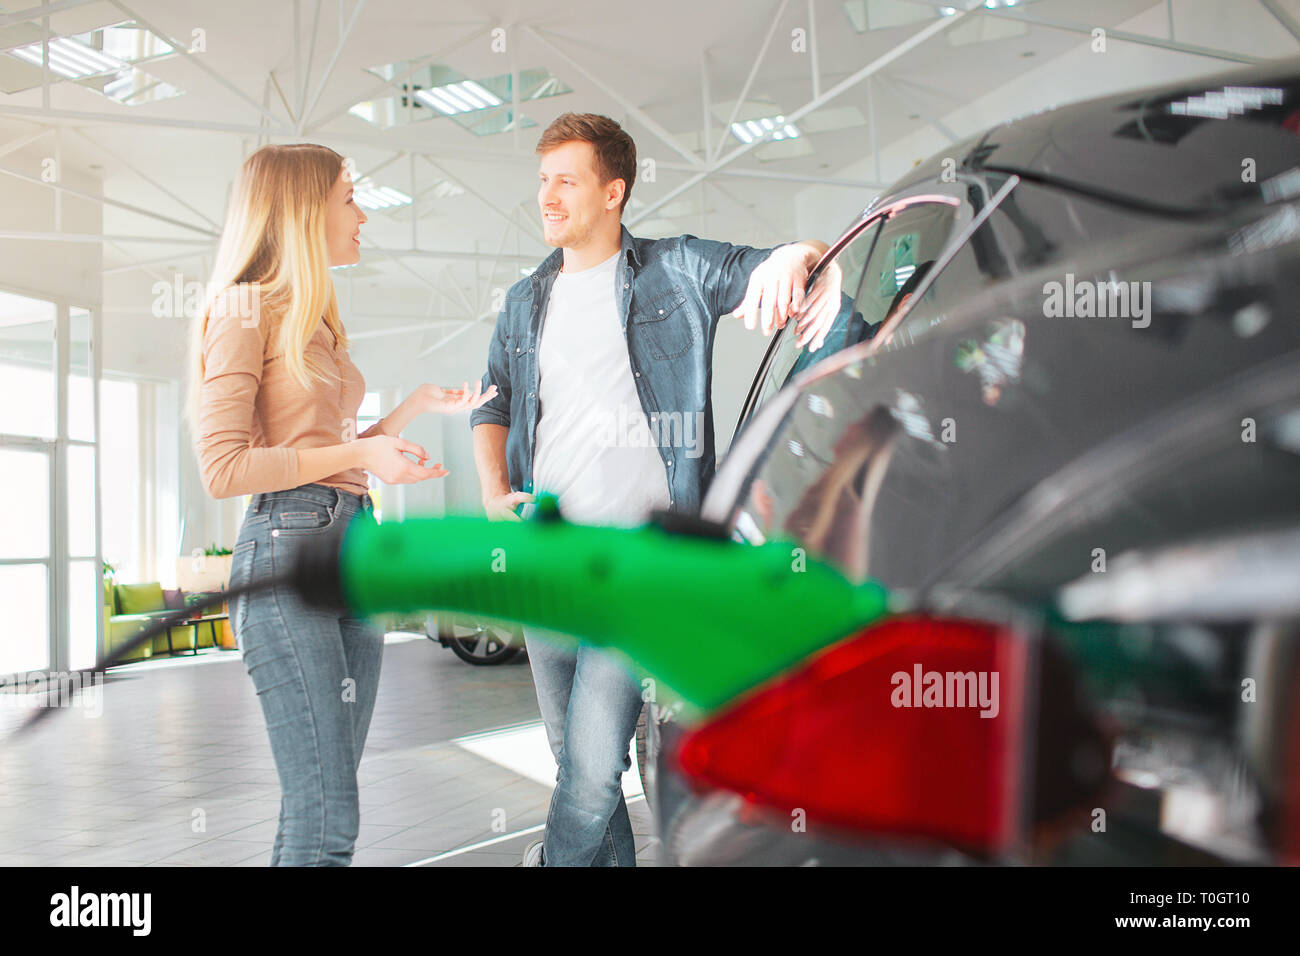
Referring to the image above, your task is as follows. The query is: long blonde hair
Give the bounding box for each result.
[185,143,349,436]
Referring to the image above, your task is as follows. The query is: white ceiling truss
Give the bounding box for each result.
[0,0,1294,356]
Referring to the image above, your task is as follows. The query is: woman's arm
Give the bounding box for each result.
[356,390,422,440]
[196,301,303,498]
[298,436,447,486]
[294,442,366,486]
[357,381,498,439]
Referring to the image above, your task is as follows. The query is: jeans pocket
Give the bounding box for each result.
[229,538,257,636]
[271,503,339,536]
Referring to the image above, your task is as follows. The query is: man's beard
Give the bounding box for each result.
[546,215,593,249]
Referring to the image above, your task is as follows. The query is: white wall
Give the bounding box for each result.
[0,137,102,303]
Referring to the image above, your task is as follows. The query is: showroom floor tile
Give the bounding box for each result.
[0,635,659,866]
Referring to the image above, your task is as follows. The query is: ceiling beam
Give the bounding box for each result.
[712,0,790,164]
[269,70,296,126]
[0,111,888,194]
[0,104,288,136]
[102,250,206,275]
[524,24,707,169]
[0,126,54,161]
[875,73,959,144]
[418,154,547,248]
[700,48,711,160]
[305,23,493,133]
[299,0,368,134]
[0,0,99,29]
[1259,0,1300,43]
[297,0,324,122]
[0,164,219,236]
[107,0,290,129]
[417,316,485,358]
[70,127,221,229]
[697,166,884,189]
[630,3,974,227]
[807,0,821,100]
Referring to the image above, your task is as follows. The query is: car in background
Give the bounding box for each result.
[426,613,526,665]
[419,613,652,785]
[647,58,1300,865]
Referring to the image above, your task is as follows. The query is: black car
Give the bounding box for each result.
[647,58,1300,866]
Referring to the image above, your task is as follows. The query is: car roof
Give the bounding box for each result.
[875,58,1300,218]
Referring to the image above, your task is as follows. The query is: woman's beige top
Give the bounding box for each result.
[196,291,369,499]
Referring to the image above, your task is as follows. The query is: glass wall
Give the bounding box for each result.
[0,289,101,674]
[98,375,179,591]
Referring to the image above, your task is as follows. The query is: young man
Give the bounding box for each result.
[470,112,841,867]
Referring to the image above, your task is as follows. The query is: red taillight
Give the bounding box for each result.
[675,615,1030,854]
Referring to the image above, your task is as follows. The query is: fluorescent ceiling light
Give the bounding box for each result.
[731,115,800,144]
[414,79,504,115]
[352,177,412,210]
[10,37,126,78]
[354,64,568,135]
[5,22,181,104]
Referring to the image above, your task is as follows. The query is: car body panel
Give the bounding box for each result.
[656,57,1300,866]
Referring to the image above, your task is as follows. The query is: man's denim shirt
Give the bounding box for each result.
[470,225,779,516]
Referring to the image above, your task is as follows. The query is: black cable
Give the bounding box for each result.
[7,572,295,738]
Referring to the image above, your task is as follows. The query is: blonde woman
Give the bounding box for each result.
[187,143,494,866]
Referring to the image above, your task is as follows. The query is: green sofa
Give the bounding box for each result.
[102,580,213,662]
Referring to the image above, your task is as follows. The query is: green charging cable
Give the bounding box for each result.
[322,503,889,715]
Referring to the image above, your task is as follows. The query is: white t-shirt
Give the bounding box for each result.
[532,250,671,527]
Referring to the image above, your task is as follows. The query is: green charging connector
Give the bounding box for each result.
[331,505,889,715]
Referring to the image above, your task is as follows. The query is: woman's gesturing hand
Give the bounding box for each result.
[357,435,448,484]
[417,380,498,415]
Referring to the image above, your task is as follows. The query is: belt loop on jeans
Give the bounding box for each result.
[250,492,263,513]
[333,487,345,520]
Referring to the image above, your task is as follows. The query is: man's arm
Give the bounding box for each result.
[684,237,838,351]
[468,305,533,520]
[472,423,532,521]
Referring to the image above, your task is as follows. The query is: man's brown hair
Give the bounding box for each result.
[536,112,637,213]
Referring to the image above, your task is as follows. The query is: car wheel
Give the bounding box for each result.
[438,616,524,666]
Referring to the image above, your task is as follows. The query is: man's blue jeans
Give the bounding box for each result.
[524,627,645,866]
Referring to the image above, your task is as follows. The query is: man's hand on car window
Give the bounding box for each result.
[794,258,843,352]
[733,241,837,350]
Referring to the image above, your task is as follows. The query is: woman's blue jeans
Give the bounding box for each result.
[228,482,383,866]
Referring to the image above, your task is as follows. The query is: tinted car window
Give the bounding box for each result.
[747,220,878,413]
[852,200,954,333]
[745,200,958,417]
